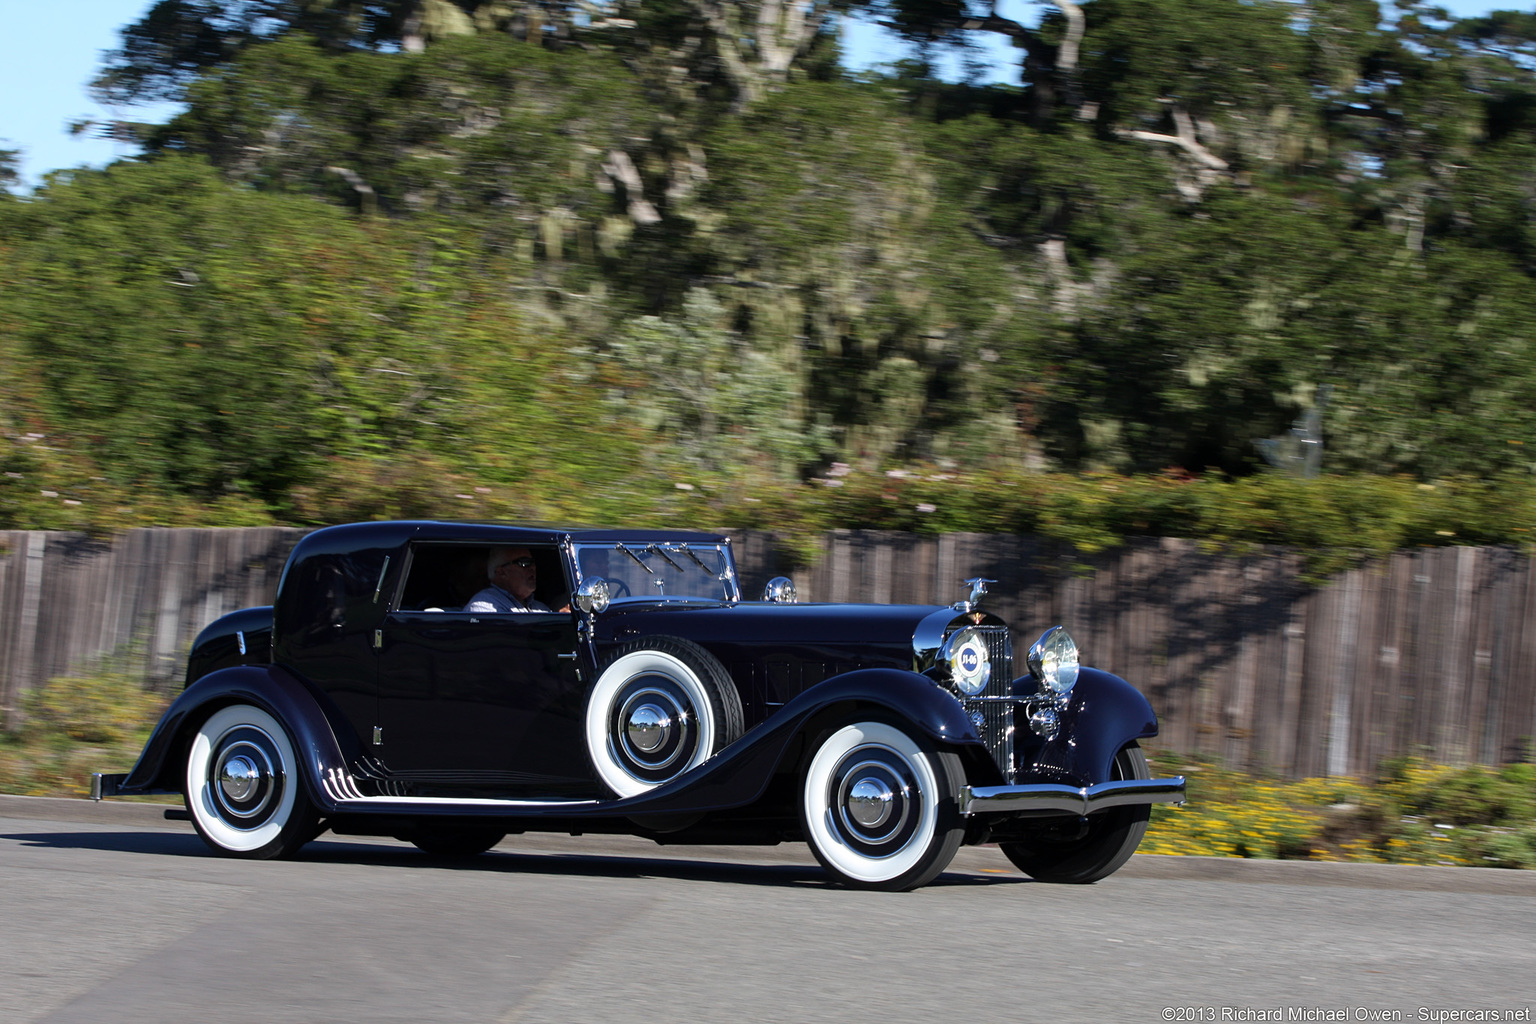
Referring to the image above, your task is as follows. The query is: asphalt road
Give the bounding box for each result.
[3,796,1534,1024]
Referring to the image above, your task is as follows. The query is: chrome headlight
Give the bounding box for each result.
[1027,625,1079,696]
[762,576,797,603]
[941,626,991,697]
[574,577,611,615]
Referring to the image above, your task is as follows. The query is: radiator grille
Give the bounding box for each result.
[962,627,1015,782]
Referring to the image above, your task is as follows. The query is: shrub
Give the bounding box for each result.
[1142,752,1536,868]
[0,664,167,797]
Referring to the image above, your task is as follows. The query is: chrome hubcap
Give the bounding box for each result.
[611,680,698,782]
[846,776,894,828]
[219,754,262,802]
[207,729,283,826]
[625,703,673,754]
[831,749,918,853]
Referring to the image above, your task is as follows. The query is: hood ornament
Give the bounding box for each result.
[954,577,995,613]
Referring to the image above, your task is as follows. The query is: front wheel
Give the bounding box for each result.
[1000,742,1152,883]
[800,720,964,891]
[184,704,319,859]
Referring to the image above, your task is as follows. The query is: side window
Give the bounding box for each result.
[397,546,491,612]
[396,544,568,613]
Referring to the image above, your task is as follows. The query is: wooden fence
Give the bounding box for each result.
[2,527,1534,778]
[0,528,303,714]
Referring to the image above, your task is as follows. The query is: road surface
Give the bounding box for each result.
[2,796,1533,1023]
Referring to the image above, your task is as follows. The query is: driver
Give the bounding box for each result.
[466,547,552,613]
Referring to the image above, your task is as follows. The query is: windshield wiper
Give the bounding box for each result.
[614,542,655,574]
[647,544,686,572]
[676,544,720,576]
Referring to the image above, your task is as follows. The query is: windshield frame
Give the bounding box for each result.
[570,539,741,604]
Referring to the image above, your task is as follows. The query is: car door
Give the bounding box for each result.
[374,545,597,797]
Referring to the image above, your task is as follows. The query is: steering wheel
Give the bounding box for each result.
[597,576,631,598]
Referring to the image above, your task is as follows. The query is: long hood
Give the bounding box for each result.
[602,601,942,650]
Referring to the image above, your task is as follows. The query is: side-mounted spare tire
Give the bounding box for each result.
[585,636,744,798]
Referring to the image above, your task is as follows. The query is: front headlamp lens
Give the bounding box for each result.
[1028,625,1079,695]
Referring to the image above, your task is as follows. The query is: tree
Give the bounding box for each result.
[92,0,574,104]
[601,290,827,477]
[0,145,19,194]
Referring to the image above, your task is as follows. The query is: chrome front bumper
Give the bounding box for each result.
[959,776,1186,817]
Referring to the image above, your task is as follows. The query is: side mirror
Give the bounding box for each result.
[762,577,797,604]
[574,577,611,615]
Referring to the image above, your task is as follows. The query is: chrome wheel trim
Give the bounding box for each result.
[615,686,689,770]
[624,699,674,756]
[214,742,276,818]
[587,650,716,798]
[803,723,940,884]
[186,705,299,853]
[834,757,913,843]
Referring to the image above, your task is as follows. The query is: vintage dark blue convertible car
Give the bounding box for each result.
[94,521,1184,890]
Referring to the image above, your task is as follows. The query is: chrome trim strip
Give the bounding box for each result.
[373,555,391,603]
[959,776,1187,817]
[334,796,602,809]
[318,766,602,809]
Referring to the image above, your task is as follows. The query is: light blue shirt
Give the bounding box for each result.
[465,584,551,613]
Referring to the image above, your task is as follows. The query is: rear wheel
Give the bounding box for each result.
[800,720,964,891]
[1000,742,1151,883]
[184,704,318,859]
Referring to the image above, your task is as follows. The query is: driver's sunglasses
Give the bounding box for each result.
[500,558,535,569]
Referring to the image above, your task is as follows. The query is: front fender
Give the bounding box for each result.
[624,667,985,817]
[119,665,358,812]
[1019,666,1159,786]
[784,668,983,748]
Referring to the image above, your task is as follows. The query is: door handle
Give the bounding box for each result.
[557,652,579,660]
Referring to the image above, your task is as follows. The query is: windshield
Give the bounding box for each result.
[572,541,739,603]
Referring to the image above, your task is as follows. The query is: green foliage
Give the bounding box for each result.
[0,663,168,798]
[0,146,18,194]
[601,290,829,477]
[156,33,654,221]
[17,668,167,745]
[711,467,1536,580]
[7,0,1536,544]
[1144,753,1536,868]
[1081,0,1316,151]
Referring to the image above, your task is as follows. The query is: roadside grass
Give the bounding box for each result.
[1144,750,1536,868]
[0,667,166,799]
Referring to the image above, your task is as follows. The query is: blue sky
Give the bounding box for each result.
[0,0,1515,192]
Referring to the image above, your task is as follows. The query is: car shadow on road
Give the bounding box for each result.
[2,827,1027,890]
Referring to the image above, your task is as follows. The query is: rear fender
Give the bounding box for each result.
[119,665,359,812]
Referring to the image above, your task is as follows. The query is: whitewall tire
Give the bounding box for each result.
[801,721,964,891]
[585,637,744,798]
[184,703,318,859]
[999,742,1152,883]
